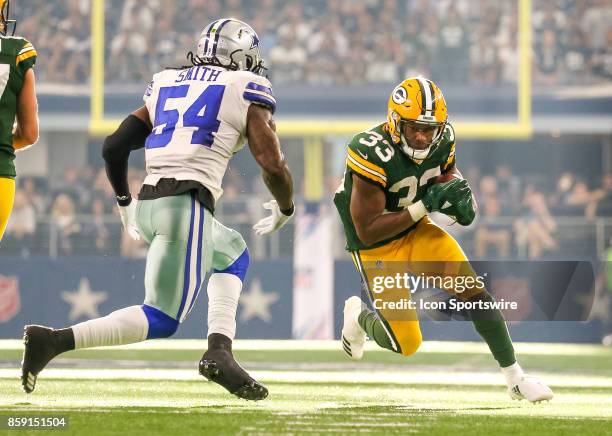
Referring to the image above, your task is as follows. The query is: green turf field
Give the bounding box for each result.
[1,340,611,435]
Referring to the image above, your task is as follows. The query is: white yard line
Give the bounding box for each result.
[0,340,609,356]
[1,367,611,388]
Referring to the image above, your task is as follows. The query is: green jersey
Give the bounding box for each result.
[0,36,37,178]
[333,122,457,251]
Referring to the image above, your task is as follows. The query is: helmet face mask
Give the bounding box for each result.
[386,76,448,163]
[0,0,17,36]
[399,118,447,161]
[195,18,267,75]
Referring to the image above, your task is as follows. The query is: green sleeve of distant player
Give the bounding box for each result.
[0,37,37,178]
[15,38,37,77]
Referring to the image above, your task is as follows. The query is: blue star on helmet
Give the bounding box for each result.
[250,33,259,49]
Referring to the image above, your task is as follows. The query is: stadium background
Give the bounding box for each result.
[1,0,611,344]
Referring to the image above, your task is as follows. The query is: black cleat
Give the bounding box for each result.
[198,333,268,401]
[21,325,66,393]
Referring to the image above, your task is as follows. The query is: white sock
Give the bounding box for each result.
[72,305,149,349]
[501,362,524,386]
[207,273,242,340]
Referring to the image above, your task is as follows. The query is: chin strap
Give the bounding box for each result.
[400,134,431,162]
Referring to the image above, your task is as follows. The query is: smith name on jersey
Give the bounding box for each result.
[142,64,276,202]
[0,36,37,178]
[334,122,456,251]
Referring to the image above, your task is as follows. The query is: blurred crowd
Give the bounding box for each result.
[2,167,136,258]
[1,164,270,258]
[3,161,612,260]
[15,0,612,86]
[464,166,612,260]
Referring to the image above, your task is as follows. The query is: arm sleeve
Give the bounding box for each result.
[102,115,151,205]
[15,40,37,77]
[345,139,388,189]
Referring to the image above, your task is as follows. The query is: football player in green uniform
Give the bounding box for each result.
[334,76,553,403]
[0,0,39,242]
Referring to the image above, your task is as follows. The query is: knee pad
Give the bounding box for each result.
[395,322,423,357]
[214,248,249,282]
[142,305,179,339]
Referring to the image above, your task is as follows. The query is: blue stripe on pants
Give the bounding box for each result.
[177,193,196,320]
[186,201,205,316]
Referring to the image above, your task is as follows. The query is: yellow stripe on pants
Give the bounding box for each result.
[0,177,16,242]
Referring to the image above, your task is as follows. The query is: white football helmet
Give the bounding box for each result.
[195,18,266,75]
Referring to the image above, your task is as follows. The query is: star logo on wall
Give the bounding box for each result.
[239,279,279,323]
[61,278,108,321]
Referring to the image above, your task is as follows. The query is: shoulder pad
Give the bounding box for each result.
[238,73,276,114]
[15,38,37,68]
[346,128,393,188]
[443,123,456,144]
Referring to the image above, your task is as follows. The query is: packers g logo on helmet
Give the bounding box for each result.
[0,0,16,36]
[386,77,448,162]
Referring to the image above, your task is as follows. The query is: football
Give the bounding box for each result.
[433,171,463,184]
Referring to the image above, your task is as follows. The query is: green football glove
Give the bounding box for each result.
[439,182,477,226]
[441,196,476,225]
[422,178,470,213]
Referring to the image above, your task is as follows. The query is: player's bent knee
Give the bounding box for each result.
[214,248,249,282]
[142,305,179,339]
[397,328,423,357]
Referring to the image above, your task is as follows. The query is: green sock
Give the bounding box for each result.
[468,293,516,368]
[358,309,396,352]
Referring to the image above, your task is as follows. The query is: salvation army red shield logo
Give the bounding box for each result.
[0,275,20,323]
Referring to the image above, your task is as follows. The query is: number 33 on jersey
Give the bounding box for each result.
[334,122,456,250]
[142,65,276,201]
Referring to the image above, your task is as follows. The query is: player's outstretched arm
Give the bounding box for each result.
[350,174,422,246]
[246,104,294,211]
[247,104,295,235]
[13,69,39,151]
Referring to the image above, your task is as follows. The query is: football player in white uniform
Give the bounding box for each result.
[21,18,294,401]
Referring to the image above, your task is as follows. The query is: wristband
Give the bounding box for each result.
[280,203,295,216]
[116,194,132,207]
[407,200,427,222]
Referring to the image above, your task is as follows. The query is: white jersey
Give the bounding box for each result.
[142,65,276,201]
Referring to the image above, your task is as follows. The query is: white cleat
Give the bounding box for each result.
[341,296,367,360]
[508,375,554,403]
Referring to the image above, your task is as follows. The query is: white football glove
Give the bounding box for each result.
[118,201,141,241]
[253,200,294,236]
